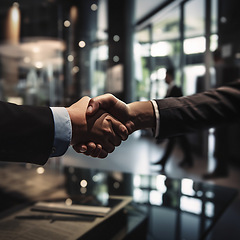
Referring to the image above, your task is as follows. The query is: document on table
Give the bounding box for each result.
[32,201,111,217]
[0,196,132,240]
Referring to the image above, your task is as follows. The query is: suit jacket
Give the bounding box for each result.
[156,80,240,139]
[165,84,182,98]
[0,101,54,165]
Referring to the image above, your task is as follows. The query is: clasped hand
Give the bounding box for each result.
[67,94,155,158]
[66,95,131,158]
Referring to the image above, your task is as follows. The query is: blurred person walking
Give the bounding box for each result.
[152,68,193,172]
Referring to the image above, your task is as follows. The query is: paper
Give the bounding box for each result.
[32,201,111,217]
[0,196,132,240]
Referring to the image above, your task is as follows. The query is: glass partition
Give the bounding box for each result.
[134,0,218,99]
[135,6,181,100]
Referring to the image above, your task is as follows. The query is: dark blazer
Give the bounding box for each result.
[165,84,182,98]
[156,80,240,139]
[0,101,54,165]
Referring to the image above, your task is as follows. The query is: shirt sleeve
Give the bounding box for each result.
[50,107,72,157]
[151,100,160,138]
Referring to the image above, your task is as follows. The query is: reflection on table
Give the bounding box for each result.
[64,166,238,240]
[0,163,237,240]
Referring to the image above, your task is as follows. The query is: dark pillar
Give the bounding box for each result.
[204,0,211,90]
[75,0,98,98]
[63,0,98,103]
[108,0,135,103]
[179,2,185,87]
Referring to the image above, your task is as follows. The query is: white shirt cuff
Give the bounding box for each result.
[151,100,160,138]
[50,107,72,157]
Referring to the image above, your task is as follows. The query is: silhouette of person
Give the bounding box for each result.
[153,68,193,172]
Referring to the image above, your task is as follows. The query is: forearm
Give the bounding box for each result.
[157,80,240,138]
[0,102,54,164]
[127,101,156,132]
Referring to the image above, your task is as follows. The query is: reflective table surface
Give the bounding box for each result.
[0,164,238,240]
[64,166,238,240]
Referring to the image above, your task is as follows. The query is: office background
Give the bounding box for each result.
[0,0,240,165]
[0,1,240,239]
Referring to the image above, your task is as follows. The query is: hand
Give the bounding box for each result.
[73,111,128,158]
[66,96,128,158]
[87,94,135,133]
[79,94,155,154]
[87,93,155,133]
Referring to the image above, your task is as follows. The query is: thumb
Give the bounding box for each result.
[86,99,99,116]
[86,94,117,116]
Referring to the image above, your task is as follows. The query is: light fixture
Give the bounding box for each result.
[113,35,120,42]
[67,55,74,62]
[78,41,86,48]
[91,4,98,11]
[35,62,43,69]
[64,20,71,28]
[113,55,119,62]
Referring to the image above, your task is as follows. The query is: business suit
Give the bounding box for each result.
[0,101,54,165]
[165,84,182,98]
[155,79,240,139]
[154,82,193,170]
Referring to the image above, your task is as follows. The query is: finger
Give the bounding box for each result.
[120,124,128,140]
[107,129,121,146]
[110,135,121,147]
[91,144,103,158]
[125,121,135,135]
[98,149,108,158]
[73,142,97,155]
[103,123,121,147]
[80,144,88,153]
[105,116,128,143]
[84,142,98,155]
[72,144,87,153]
[113,122,128,141]
[103,141,115,153]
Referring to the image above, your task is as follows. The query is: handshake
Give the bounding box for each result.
[66,94,155,158]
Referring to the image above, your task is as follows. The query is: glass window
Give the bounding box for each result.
[183,0,218,95]
[91,44,108,97]
[134,6,181,100]
[185,0,205,38]
[134,0,218,99]
[134,28,151,101]
[152,7,180,42]
[211,0,218,34]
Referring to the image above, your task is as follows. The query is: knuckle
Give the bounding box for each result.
[104,128,113,136]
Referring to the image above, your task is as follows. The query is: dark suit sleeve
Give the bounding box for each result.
[0,102,54,165]
[155,80,240,139]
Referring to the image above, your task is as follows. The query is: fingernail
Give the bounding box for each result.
[79,147,86,153]
[87,106,93,113]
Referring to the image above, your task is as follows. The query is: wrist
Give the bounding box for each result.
[66,107,86,145]
[127,101,155,132]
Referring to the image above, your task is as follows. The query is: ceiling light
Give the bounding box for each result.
[79,41,86,48]
[64,20,71,28]
[91,4,98,11]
